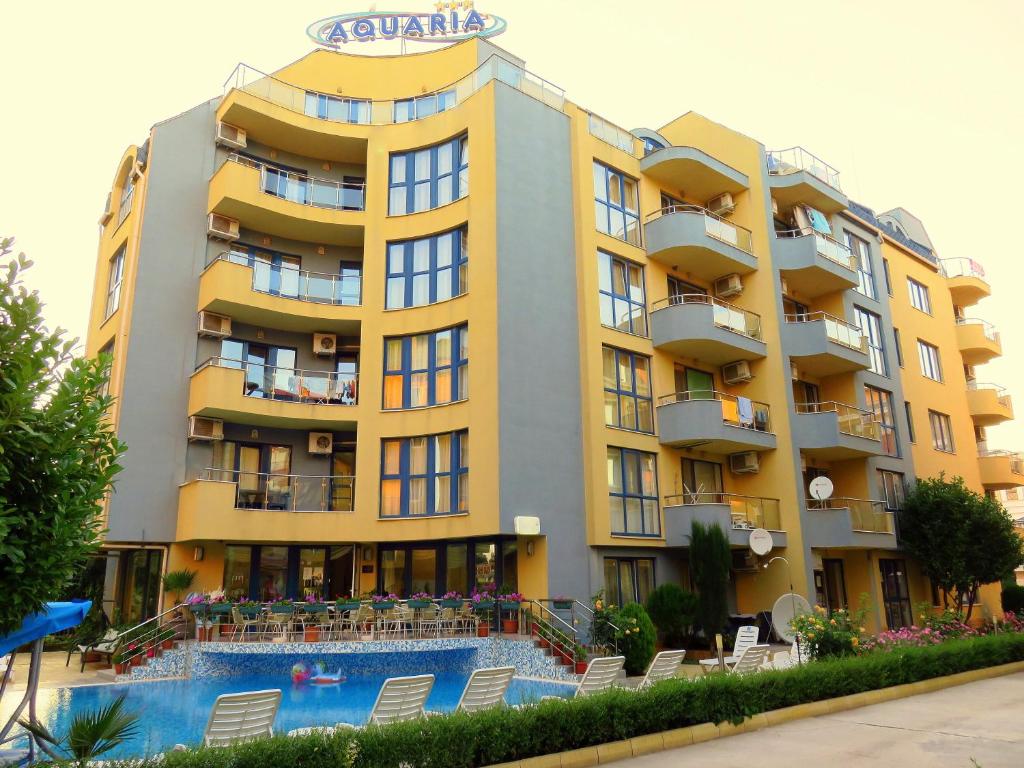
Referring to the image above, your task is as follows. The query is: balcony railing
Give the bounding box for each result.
[794,401,881,440]
[807,497,893,534]
[957,317,1000,342]
[197,357,358,405]
[967,382,1012,409]
[766,147,841,191]
[223,55,565,126]
[776,227,855,270]
[207,251,362,306]
[646,205,755,254]
[652,294,763,340]
[197,468,355,512]
[941,258,986,280]
[225,153,366,211]
[587,111,639,155]
[657,390,771,433]
[785,311,867,352]
[978,448,1024,475]
[663,492,781,530]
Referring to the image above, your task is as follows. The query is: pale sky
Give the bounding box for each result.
[3,0,1022,448]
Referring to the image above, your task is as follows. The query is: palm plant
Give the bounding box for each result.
[20,695,139,765]
[162,569,197,604]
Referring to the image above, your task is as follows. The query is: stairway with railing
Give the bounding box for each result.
[523,599,621,667]
[111,603,192,670]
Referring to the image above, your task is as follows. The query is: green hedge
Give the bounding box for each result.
[128,633,1024,768]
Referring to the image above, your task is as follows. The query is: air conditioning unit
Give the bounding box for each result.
[780,277,790,296]
[313,333,337,357]
[309,432,333,455]
[188,416,224,441]
[197,311,232,338]
[216,122,247,150]
[722,360,753,385]
[706,192,735,216]
[207,213,240,241]
[729,451,760,475]
[714,273,743,298]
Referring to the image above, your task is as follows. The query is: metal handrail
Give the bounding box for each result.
[205,252,363,307]
[794,400,881,440]
[645,204,755,255]
[195,356,358,405]
[785,311,866,352]
[956,317,1000,341]
[967,381,1007,394]
[806,497,894,534]
[197,468,357,513]
[114,602,191,665]
[224,153,366,211]
[766,147,841,190]
[650,293,763,340]
[775,227,855,270]
[657,389,772,432]
[941,258,986,280]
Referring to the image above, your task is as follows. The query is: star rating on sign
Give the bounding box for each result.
[435,1,475,10]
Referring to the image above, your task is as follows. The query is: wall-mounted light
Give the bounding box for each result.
[193,545,205,562]
[250,429,259,440]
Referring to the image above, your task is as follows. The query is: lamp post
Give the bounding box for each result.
[763,555,803,665]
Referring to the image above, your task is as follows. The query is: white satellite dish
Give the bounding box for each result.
[809,476,834,501]
[771,593,812,643]
[748,528,774,556]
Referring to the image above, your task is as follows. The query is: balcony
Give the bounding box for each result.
[650,295,767,365]
[208,155,364,247]
[956,318,1002,365]
[942,258,990,307]
[784,312,870,377]
[663,493,786,548]
[640,146,749,201]
[189,358,358,430]
[656,391,776,453]
[966,383,1014,426]
[793,401,884,460]
[199,254,361,334]
[978,450,1024,490]
[774,228,858,298]
[766,147,848,214]
[804,498,897,550]
[177,470,354,542]
[644,206,757,280]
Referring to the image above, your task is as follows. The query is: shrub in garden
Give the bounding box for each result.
[690,521,731,643]
[790,604,867,659]
[645,583,698,648]
[614,602,656,675]
[1001,583,1024,616]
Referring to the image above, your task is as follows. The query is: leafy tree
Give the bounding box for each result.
[690,521,731,643]
[0,239,125,634]
[645,583,698,648]
[899,475,1024,619]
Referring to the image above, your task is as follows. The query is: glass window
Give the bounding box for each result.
[882,258,893,295]
[385,227,468,309]
[393,90,456,122]
[304,91,370,124]
[117,178,135,226]
[223,545,252,601]
[602,346,653,432]
[681,459,724,503]
[388,134,468,215]
[593,161,641,246]
[603,558,655,605]
[905,401,916,443]
[893,327,904,367]
[608,447,660,536]
[379,430,468,517]
[878,470,906,511]
[298,548,325,600]
[917,340,942,381]
[410,549,437,595]
[879,559,913,629]
[474,543,496,591]
[446,544,468,596]
[380,549,407,597]
[382,325,468,408]
[855,306,887,376]
[845,231,876,299]
[105,246,126,319]
[929,410,955,453]
[257,546,288,602]
[865,385,899,457]
[908,277,932,314]
[598,250,647,336]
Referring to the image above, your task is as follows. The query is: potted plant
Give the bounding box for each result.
[159,628,175,651]
[335,595,362,612]
[439,591,464,609]
[303,596,325,642]
[112,650,130,675]
[573,644,589,674]
[471,588,494,636]
[498,590,523,634]
[407,592,433,610]
[127,644,143,667]
[552,595,573,610]
[162,569,197,608]
[371,593,397,610]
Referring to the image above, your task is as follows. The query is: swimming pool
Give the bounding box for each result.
[5,674,575,758]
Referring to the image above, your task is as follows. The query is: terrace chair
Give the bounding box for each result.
[264,604,295,641]
[770,635,806,670]
[195,689,282,747]
[287,674,435,735]
[231,606,263,642]
[434,666,515,714]
[698,625,759,674]
[439,607,458,636]
[544,655,625,700]
[457,604,477,635]
[637,649,686,688]
[67,628,120,672]
[330,603,360,640]
[729,644,771,675]
[418,604,442,638]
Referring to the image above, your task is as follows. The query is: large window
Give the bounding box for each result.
[380,431,468,518]
[907,277,932,314]
[845,231,876,299]
[681,459,724,502]
[383,325,468,409]
[855,306,887,376]
[226,244,362,306]
[878,470,906,511]
[394,90,455,123]
[104,245,126,319]
[602,347,653,433]
[879,559,913,629]
[304,92,370,124]
[929,410,955,453]
[386,228,468,309]
[603,557,655,606]
[917,339,942,381]
[607,447,660,536]
[388,135,468,215]
[598,250,647,336]
[593,161,640,246]
[865,385,899,457]
[117,178,135,226]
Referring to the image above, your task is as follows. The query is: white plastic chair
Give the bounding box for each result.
[452,666,515,712]
[699,625,760,673]
[729,644,771,675]
[201,689,281,747]
[638,649,685,688]
[542,655,624,701]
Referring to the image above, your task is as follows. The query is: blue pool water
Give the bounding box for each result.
[4,674,574,758]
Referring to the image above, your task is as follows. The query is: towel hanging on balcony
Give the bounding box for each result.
[805,206,832,235]
[737,397,755,429]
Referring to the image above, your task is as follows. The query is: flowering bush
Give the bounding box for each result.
[590,591,619,651]
[304,594,325,604]
[442,591,462,600]
[371,593,398,604]
[615,602,656,675]
[409,592,432,601]
[994,611,1024,633]
[791,604,867,659]
[498,591,523,603]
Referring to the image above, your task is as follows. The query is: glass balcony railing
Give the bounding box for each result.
[223,55,566,126]
[776,227,855,270]
[652,294,763,340]
[646,205,755,254]
[206,252,362,306]
[978,448,1024,475]
[587,111,639,155]
[657,390,772,433]
[197,468,355,512]
[766,147,842,191]
[197,357,358,405]
[794,401,881,441]
[967,382,1012,409]
[785,311,867,353]
[942,258,986,280]
[957,317,1000,343]
[807,497,893,534]
[225,154,366,211]
[663,492,781,531]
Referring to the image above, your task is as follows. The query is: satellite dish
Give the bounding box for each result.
[748,528,773,556]
[809,476,834,501]
[771,593,812,643]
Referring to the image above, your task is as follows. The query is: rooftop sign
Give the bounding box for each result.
[308,1,507,48]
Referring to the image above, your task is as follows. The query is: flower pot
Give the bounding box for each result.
[304,628,321,642]
[439,599,464,610]
[114,662,127,674]
[560,653,574,665]
[553,600,572,610]
[372,602,395,610]
[197,627,211,642]
[473,601,495,612]
[502,619,519,634]
[477,625,490,638]
[499,602,521,612]
[130,654,144,667]
[219,624,234,639]
[161,639,174,650]
[407,600,432,609]
[336,602,362,612]
[537,637,550,649]
[574,661,588,674]
[146,648,156,659]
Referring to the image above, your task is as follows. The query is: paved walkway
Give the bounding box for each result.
[617,672,1024,767]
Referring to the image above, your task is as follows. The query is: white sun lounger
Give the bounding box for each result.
[638,649,686,688]
[447,666,515,713]
[201,689,282,747]
[289,674,435,735]
[540,655,624,702]
[729,644,771,675]
[698,625,760,673]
